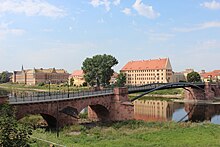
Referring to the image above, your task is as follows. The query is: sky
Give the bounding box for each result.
[0,0,220,73]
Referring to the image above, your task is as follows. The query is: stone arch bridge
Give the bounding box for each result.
[1,82,220,127]
[8,88,133,128]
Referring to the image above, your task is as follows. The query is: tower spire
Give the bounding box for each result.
[22,65,24,71]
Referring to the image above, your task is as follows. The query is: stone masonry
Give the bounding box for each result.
[185,82,220,100]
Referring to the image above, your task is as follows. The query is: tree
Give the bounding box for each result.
[187,71,201,82]
[70,77,74,86]
[0,104,32,146]
[82,54,118,87]
[115,73,126,87]
[0,71,10,83]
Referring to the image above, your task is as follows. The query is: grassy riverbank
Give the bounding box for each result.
[129,88,184,100]
[0,83,90,92]
[30,120,220,147]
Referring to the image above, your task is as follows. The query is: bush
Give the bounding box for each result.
[37,82,45,86]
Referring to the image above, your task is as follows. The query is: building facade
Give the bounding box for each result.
[69,70,85,86]
[200,70,220,82]
[12,68,69,85]
[173,72,186,82]
[120,58,173,85]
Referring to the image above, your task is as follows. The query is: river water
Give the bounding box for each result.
[1,88,220,124]
[134,100,220,124]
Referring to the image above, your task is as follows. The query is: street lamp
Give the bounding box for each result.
[48,80,51,96]
[67,81,69,98]
[56,99,59,137]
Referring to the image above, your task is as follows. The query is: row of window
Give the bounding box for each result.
[127,73,164,76]
[127,77,164,80]
[127,81,164,84]
[127,69,165,73]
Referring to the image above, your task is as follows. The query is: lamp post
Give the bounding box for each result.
[48,80,51,96]
[56,100,59,137]
[67,82,69,98]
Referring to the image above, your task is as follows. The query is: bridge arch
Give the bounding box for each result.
[131,82,205,101]
[16,110,58,128]
[76,102,111,121]
[40,113,57,128]
[87,104,110,121]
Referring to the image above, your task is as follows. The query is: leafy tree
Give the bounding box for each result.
[115,73,126,87]
[0,71,10,83]
[70,77,74,86]
[82,54,118,87]
[0,104,32,146]
[187,71,201,82]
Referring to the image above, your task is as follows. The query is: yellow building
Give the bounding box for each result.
[12,68,69,85]
[120,58,173,85]
[69,70,85,86]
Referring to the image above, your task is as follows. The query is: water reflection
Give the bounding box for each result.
[134,100,183,121]
[134,99,220,124]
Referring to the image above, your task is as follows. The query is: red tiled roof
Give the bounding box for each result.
[121,58,168,71]
[201,70,220,78]
[70,70,84,77]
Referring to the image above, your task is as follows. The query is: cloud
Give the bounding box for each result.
[121,8,131,15]
[97,18,105,23]
[0,0,66,17]
[113,0,120,6]
[90,0,111,11]
[132,0,160,19]
[148,33,175,42]
[201,0,220,10]
[174,21,220,32]
[0,22,25,39]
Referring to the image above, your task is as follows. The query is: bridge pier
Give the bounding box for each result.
[184,82,220,100]
[88,87,134,122]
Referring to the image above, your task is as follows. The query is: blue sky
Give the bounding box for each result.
[0,0,220,73]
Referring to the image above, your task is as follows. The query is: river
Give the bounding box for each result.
[134,99,220,124]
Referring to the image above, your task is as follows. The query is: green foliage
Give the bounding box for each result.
[0,71,10,83]
[187,71,201,82]
[82,54,118,87]
[0,104,32,146]
[79,113,88,119]
[82,82,88,87]
[70,77,74,86]
[115,73,126,87]
[19,115,45,129]
[37,82,45,87]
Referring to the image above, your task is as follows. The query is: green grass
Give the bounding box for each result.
[150,88,183,95]
[29,120,220,147]
[0,83,90,92]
